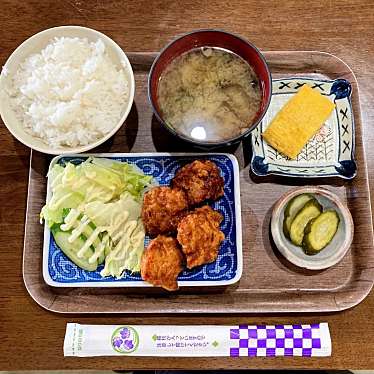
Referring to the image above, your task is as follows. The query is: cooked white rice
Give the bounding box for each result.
[6,37,129,147]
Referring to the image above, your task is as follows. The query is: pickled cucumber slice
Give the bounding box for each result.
[283,193,314,238]
[302,210,340,255]
[53,230,98,271]
[289,200,322,246]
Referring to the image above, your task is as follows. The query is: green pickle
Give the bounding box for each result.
[283,193,314,238]
[289,200,323,246]
[302,210,340,255]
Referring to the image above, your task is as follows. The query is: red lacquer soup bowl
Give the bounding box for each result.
[148,29,272,147]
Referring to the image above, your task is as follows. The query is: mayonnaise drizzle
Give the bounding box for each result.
[60,208,103,260]
[101,220,144,278]
[77,227,101,258]
[60,209,81,231]
[43,158,150,276]
[89,235,108,264]
[60,206,143,267]
[69,215,91,243]
[110,212,130,243]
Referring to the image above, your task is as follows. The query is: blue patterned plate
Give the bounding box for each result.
[251,78,356,179]
[43,153,242,287]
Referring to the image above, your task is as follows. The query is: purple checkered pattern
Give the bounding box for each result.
[230,323,322,357]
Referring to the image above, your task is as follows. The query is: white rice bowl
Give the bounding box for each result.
[0,26,135,154]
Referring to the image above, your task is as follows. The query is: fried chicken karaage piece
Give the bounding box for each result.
[141,235,184,291]
[177,205,225,269]
[141,186,188,236]
[171,160,224,206]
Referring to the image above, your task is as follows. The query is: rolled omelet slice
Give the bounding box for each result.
[262,85,335,159]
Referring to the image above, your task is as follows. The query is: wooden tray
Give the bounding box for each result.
[23,51,374,313]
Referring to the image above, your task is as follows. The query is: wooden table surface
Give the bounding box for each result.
[1,0,374,370]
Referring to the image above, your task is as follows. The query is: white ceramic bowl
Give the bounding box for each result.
[0,26,135,154]
[271,186,354,270]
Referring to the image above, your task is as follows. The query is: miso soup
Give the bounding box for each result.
[157,47,262,142]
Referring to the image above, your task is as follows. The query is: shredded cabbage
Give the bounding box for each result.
[40,157,154,276]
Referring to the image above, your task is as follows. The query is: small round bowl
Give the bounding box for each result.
[0,26,135,155]
[271,187,354,270]
[148,29,272,147]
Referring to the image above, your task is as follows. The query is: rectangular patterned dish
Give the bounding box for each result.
[43,153,242,287]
